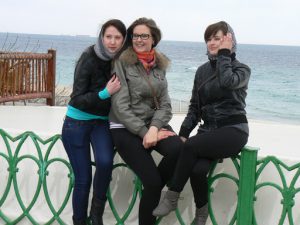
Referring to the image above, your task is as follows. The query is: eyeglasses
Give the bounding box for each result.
[132,33,151,40]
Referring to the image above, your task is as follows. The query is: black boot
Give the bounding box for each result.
[72,216,86,225]
[90,196,106,225]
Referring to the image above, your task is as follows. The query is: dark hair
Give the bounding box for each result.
[204,21,229,43]
[126,17,162,48]
[100,19,126,38]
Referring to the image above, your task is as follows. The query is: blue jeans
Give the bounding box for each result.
[61,116,114,220]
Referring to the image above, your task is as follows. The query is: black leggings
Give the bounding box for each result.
[170,126,248,208]
[111,127,182,225]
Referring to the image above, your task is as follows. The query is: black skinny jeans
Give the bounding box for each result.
[170,126,248,208]
[111,127,182,225]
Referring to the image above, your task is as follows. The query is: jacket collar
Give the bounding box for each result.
[119,47,170,71]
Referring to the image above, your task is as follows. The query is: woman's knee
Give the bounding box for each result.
[95,153,113,169]
[74,174,92,192]
[161,136,183,158]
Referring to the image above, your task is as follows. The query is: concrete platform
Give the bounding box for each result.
[0,106,299,224]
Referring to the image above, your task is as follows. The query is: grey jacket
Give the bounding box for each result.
[109,47,172,138]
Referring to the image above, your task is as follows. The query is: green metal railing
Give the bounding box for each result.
[0,129,299,224]
[0,129,73,225]
[254,156,300,225]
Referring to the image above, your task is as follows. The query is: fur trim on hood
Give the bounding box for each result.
[119,47,170,71]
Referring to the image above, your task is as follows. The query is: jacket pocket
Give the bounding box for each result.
[126,68,142,93]
[153,71,166,81]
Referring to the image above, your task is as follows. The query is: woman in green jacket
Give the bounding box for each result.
[109,17,182,225]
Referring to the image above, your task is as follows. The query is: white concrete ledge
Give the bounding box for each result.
[1,106,299,159]
[1,106,300,224]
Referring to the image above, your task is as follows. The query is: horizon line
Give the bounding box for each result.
[1,31,300,48]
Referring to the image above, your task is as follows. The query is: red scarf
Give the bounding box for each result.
[135,49,156,74]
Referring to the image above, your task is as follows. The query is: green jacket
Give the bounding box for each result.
[109,47,172,138]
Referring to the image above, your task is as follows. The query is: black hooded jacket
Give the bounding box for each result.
[68,46,112,116]
[179,49,251,138]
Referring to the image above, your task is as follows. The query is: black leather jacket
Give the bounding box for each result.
[179,49,251,138]
[68,46,112,116]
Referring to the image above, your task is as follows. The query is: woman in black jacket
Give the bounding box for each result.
[153,21,250,225]
[61,19,126,225]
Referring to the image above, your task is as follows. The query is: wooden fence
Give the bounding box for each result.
[0,50,56,106]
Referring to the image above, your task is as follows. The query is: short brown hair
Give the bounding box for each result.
[204,21,228,43]
[127,17,162,47]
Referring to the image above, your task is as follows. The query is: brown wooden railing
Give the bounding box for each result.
[0,49,56,106]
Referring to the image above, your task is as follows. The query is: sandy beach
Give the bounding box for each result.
[0,106,299,160]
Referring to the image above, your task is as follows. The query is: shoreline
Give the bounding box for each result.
[54,85,300,126]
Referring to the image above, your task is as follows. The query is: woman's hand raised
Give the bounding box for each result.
[220,33,233,51]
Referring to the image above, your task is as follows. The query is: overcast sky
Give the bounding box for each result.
[1,0,300,46]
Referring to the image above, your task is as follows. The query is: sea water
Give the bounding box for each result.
[1,33,299,124]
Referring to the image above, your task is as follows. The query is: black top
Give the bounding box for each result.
[179,49,251,138]
[68,46,112,116]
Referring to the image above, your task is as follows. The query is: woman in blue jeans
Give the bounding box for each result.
[61,19,126,225]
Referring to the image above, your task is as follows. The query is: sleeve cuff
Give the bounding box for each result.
[138,126,149,138]
[178,126,191,139]
[98,88,111,100]
[218,48,231,57]
[150,119,164,131]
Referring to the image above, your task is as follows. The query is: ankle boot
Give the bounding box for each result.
[90,197,106,225]
[152,190,180,217]
[193,203,209,225]
[72,216,86,225]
